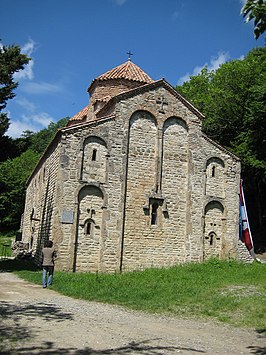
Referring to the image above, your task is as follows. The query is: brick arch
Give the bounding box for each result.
[129,109,157,127]
[206,156,225,169]
[83,135,108,149]
[204,200,225,215]
[76,183,107,207]
[163,116,188,132]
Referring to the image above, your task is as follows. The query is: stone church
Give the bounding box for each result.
[21,59,241,272]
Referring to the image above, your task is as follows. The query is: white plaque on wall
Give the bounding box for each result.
[61,209,74,224]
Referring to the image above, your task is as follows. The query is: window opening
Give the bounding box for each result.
[211,165,216,177]
[86,221,92,235]
[85,218,95,237]
[92,149,97,161]
[151,203,159,225]
[208,232,216,246]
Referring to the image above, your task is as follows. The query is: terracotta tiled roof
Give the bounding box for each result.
[67,106,88,125]
[95,60,154,84]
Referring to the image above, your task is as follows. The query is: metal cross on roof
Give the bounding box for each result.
[127,50,133,61]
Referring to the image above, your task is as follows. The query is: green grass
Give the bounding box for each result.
[1,258,265,329]
[0,233,15,257]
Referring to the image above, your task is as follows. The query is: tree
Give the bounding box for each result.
[28,117,69,153]
[0,42,30,109]
[0,149,40,231]
[0,116,69,231]
[241,0,266,39]
[0,40,30,164]
[176,67,214,114]
[176,47,266,250]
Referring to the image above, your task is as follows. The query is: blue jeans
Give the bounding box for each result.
[42,266,54,287]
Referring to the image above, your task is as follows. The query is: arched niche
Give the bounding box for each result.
[128,110,157,192]
[75,185,104,271]
[205,157,225,198]
[161,117,188,219]
[162,116,188,163]
[81,136,108,183]
[203,200,225,260]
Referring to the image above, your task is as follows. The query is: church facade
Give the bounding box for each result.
[21,60,241,272]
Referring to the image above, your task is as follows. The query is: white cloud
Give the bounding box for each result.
[7,112,54,138]
[13,39,36,81]
[6,120,38,138]
[209,51,230,71]
[22,112,54,127]
[22,81,64,95]
[7,98,55,138]
[16,97,36,113]
[177,51,230,85]
[21,39,35,55]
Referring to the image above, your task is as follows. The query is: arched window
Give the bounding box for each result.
[211,165,216,177]
[204,232,217,246]
[86,221,92,235]
[151,203,159,225]
[84,218,95,237]
[92,149,97,161]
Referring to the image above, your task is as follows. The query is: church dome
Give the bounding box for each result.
[94,60,154,84]
[88,60,154,103]
[67,60,154,126]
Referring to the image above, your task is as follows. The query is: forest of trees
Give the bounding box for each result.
[0,40,265,251]
[176,46,266,251]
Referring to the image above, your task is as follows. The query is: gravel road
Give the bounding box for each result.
[0,272,265,354]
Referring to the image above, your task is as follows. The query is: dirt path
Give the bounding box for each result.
[0,272,265,354]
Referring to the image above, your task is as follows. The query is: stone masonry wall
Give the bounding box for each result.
[115,86,240,271]
[22,82,241,273]
[56,117,127,272]
[22,138,62,264]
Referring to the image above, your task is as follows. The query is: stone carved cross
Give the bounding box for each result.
[156,96,168,113]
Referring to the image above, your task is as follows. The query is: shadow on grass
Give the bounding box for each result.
[0,258,40,272]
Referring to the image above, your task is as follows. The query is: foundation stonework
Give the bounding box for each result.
[21,60,242,272]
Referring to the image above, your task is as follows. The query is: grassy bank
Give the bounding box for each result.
[7,258,265,329]
[0,233,15,257]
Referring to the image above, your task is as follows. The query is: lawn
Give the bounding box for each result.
[0,233,15,257]
[2,258,265,329]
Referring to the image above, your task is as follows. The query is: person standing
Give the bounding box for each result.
[42,240,56,288]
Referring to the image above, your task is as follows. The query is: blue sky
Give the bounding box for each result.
[1,0,264,138]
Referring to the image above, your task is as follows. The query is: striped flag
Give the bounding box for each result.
[239,180,255,257]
